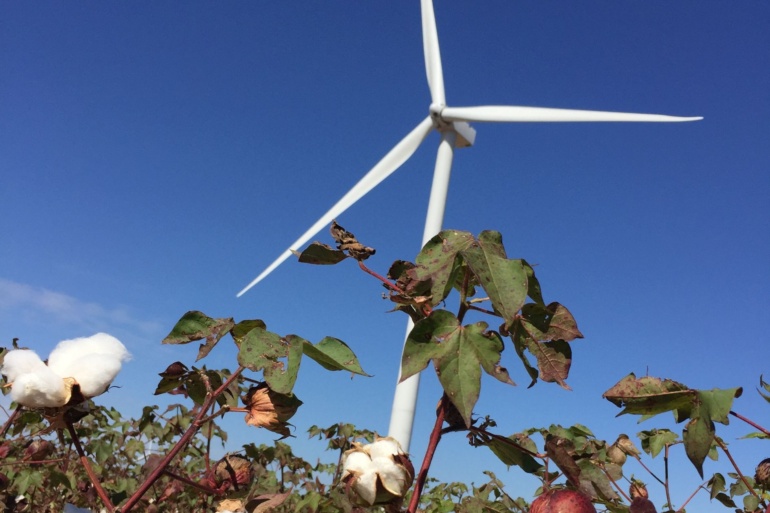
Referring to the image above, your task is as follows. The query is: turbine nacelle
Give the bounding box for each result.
[429,103,476,148]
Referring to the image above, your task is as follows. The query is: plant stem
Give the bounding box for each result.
[0,405,21,439]
[676,480,709,512]
[119,366,244,512]
[664,444,673,510]
[163,469,224,496]
[407,394,447,513]
[716,438,761,501]
[631,453,665,487]
[469,427,544,458]
[357,261,405,295]
[602,468,631,502]
[730,410,770,437]
[65,420,115,512]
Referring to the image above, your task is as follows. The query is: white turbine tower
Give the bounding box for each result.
[237,0,701,450]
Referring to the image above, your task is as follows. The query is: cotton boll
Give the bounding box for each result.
[48,333,130,383]
[65,353,124,397]
[10,368,69,408]
[1,350,48,382]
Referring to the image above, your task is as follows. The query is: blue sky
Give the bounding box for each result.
[1,2,768,510]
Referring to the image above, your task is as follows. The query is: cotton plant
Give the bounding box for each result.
[1,333,130,409]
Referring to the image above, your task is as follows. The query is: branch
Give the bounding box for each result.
[119,366,245,512]
[730,410,770,437]
[0,405,22,439]
[675,480,709,512]
[664,444,673,510]
[163,469,224,496]
[601,467,631,503]
[715,438,761,501]
[357,261,405,295]
[407,394,447,513]
[66,420,115,512]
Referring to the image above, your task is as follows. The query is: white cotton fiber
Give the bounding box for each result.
[1,349,47,382]
[10,366,69,408]
[48,333,130,378]
[65,353,124,397]
[2,333,130,409]
[48,333,131,398]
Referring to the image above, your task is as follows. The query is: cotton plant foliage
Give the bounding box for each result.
[1,333,130,408]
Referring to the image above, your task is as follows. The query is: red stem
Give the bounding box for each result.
[66,421,115,512]
[730,410,770,436]
[407,394,447,513]
[357,261,405,295]
[163,469,225,496]
[0,405,21,439]
[715,438,762,502]
[119,366,245,512]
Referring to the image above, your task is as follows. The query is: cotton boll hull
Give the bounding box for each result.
[1,350,48,382]
[10,369,69,408]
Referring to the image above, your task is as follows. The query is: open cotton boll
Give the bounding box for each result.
[64,353,125,397]
[47,333,130,398]
[48,333,130,378]
[10,367,69,408]
[0,349,48,382]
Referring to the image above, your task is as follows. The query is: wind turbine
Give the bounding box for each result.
[237,0,701,450]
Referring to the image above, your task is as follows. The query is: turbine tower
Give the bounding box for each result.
[238,0,701,451]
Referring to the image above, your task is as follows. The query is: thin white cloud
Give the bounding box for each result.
[0,278,162,336]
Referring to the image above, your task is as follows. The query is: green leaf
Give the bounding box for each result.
[743,494,760,512]
[759,374,770,403]
[15,468,43,496]
[638,429,678,458]
[186,372,208,406]
[162,311,235,361]
[529,338,572,390]
[713,492,736,508]
[577,459,619,500]
[510,326,539,388]
[707,472,726,500]
[154,375,186,395]
[485,435,542,473]
[460,231,527,328]
[237,328,303,394]
[522,260,545,305]
[48,469,73,490]
[401,310,511,426]
[683,409,715,478]
[301,337,370,376]
[520,303,582,343]
[698,387,742,425]
[412,230,475,306]
[296,242,348,265]
[513,316,572,389]
[231,319,267,347]
[602,374,693,419]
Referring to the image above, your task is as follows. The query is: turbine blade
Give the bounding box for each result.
[440,105,703,123]
[421,0,445,106]
[236,116,435,297]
